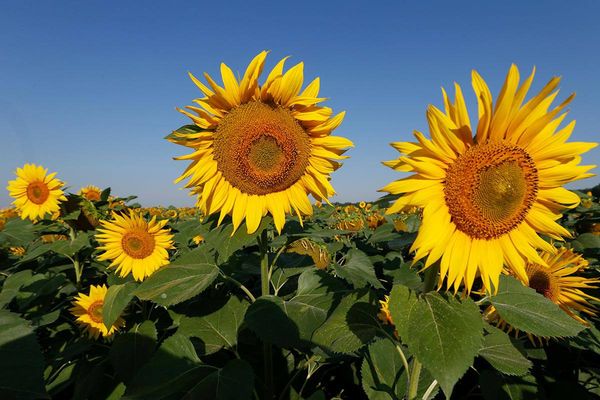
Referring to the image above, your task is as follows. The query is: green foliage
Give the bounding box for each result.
[0,310,47,399]
[393,288,484,397]
[103,282,138,329]
[479,325,532,376]
[490,275,585,338]
[1,190,600,399]
[179,295,248,355]
[134,247,219,306]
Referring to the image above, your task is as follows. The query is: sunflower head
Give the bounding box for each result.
[524,247,599,325]
[96,211,175,281]
[287,238,330,270]
[7,164,67,222]
[70,284,125,339]
[169,51,353,234]
[381,65,597,294]
[79,185,103,202]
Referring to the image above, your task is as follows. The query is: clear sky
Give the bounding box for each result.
[1,1,599,207]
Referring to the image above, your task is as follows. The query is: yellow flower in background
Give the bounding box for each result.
[70,284,124,339]
[7,164,67,222]
[96,211,174,281]
[381,65,597,294]
[359,201,366,209]
[377,295,394,326]
[170,51,353,234]
[192,234,204,245]
[485,248,599,335]
[79,185,102,202]
[9,246,26,257]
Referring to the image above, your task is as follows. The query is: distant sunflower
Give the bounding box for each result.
[381,65,597,293]
[80,185,102,201]
[485,248,599,330]
[377,295,394,326]
[7,164,67,222]
[70,284,124,339]
[96,211,174,281]
[170,51,353,234]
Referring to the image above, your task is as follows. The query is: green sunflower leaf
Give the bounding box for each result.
[478,325,532,376]
[0,218,42,247]
[178,295,249,355]
[109,321,157,384]
[490,275,585,338]
[245,270,348,348]
[403,292,484,397]
[134,247,219,306]
[361,338,438,400]
[102,282,137,329]
[334,248,384,289]
[312,292,380,354]
[0,310,48,399]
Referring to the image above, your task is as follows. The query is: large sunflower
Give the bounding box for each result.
[381,65,597,293]
[6,163,67,222]
[70,284,125,339]
[485,247,599,329]
[96,211,174,281]
[170,51,353,234]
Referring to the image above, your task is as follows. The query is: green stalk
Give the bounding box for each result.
[259,229,274,399]
[407,263,439,400]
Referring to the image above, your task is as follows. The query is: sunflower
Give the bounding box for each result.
[287,238,330,270]
[79,185,102,201]
[6,164,67,222]
[70,284,124,339]
[170,51,353,234]
[96,211,174,281]
[381,65,597,294]
[485,248,599,331]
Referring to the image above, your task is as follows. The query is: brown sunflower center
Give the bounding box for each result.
[88,300,104,323]
[213,101,311,195]
[526,264,558,301]
[121,231,155,259]
[26,181,50,205]
[444,143,538,239]
[84,190,101,201]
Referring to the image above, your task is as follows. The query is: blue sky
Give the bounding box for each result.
[1,1,599,207]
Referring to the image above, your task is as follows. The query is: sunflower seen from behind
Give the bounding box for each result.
[70,284,124,339]
[96,210,174,281]
[381,65,597,294]
[170,51,353,234]
[7,163,67,222]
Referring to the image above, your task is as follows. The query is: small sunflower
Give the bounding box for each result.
[381,65,597,294]
[485,248,599,333]
[96,211,174,281]
[7,164,67,222]
[70,284,125,339]
[170,51,353,234]
[359,201,366,209]
[79,185,103,202]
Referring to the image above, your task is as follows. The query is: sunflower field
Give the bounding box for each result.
[1,53,600,400]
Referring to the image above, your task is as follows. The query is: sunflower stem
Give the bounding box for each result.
[259,229,274,399]
[408,263,439,400]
